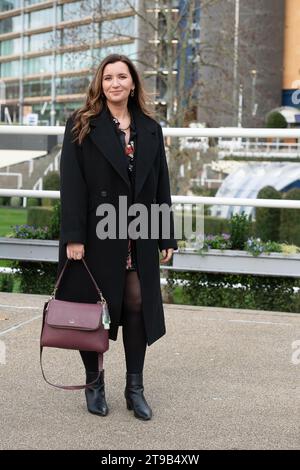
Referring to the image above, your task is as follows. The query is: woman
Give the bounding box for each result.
[56,54,177,421]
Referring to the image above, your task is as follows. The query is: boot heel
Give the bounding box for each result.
[126,399,133,410]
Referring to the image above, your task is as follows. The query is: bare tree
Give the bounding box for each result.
[55,0,283,194]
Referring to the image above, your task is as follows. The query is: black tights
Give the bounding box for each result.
[79,271,147,374]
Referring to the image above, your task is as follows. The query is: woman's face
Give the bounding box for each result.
[102,61,135,105]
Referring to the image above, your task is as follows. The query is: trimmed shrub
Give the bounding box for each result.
[255,186,281,241]
[167,270,300,313]
[50,201,60,239]
[27,206,53,229]
[11,260,57,295]
[0,197,11,206]
[204,216,231,235]
[27,197,41,207]
[10,196,22,208]
[0,273,14,292]
[42,171,60,207]
[280,188,300,246]
[266,111,287,128]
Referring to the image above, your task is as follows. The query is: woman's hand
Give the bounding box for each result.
[66,243,85,260]
[160,248,174,264]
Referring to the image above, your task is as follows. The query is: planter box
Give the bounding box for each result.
[0,237,59,262]
[172,248,300,278]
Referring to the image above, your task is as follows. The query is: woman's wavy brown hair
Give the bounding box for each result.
[71,54,154,145]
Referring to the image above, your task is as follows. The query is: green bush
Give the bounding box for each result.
[0,196,11,206]
[204,216,231,236]
[9,221,59,294]
[10,260,57,294]
[280,188,300,246]
[50,201,61,239]
[266,111,287,128]
[229,212,253,249]
[167,270,300,313]
[27,206,53,229]
[0,273,14,292]
[42,171,60,207]
[255,186,282,241]
[27,197,41,207]
[10,196,22,208]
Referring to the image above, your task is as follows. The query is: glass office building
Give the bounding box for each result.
[0,0,138,124]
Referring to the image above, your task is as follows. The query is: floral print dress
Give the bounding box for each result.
[109,108,137,272]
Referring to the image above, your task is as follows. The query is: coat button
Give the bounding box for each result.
[152,197,156,203]
[100,190,107,197]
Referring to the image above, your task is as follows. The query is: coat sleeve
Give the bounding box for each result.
[59,117,88,247]
[156,124,178,251]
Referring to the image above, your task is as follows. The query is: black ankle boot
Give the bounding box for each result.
[85,369,108,416]
[124,372,152,421]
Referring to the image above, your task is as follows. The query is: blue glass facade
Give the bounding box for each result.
[0,0,137,124]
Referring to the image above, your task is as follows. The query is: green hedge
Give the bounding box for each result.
[255,186,282,242]
[10,260,58,294]
[0,272,14,292]
[42,171,60,207]
[280,188,300,246]
[204,216,231,235]
[27,206,53,228]
[167,271,300,313]
[167,270,300,313]
[0,196,11,206]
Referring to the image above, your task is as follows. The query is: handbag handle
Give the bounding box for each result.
[52,257,107,303]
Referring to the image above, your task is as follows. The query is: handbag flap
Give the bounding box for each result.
[46,299,102,331]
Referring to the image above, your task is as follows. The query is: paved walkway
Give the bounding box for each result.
[0,292,299,450]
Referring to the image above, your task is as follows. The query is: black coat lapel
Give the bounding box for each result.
[131,104,158,200]
[89,103,159,200]
[89,106,131,188]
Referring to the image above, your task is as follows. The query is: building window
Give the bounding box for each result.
[24,55,53,75]
[0,60,20,78]
[1,80,19,99]
[24,0,46,5]
[102,0,132,13]
[59,24,94,47]
[55,76,90,95]
[25,31,54,52]
[62,1,86,22]
[0,15,22,34]
[23,79,52,97]
[94,43,136,62]
[0,0,21,12]
[25,8,53,29]
[99,16,134,41]
[0,38,21,56]
[56,50,92,72]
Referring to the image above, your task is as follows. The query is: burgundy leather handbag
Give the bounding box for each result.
[40,257,110,390]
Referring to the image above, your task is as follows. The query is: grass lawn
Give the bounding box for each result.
[0,207,27,237]
[0,207,27,267]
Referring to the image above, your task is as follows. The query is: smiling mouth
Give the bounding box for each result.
[112,91,122,93]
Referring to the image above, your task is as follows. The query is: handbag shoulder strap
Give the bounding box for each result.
[53,258,106,302]
[40,346,103,390]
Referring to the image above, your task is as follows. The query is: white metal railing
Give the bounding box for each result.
[1,125,300,138]
[1,190,300,209]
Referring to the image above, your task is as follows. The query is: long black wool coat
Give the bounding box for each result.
[55,101,177,346]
